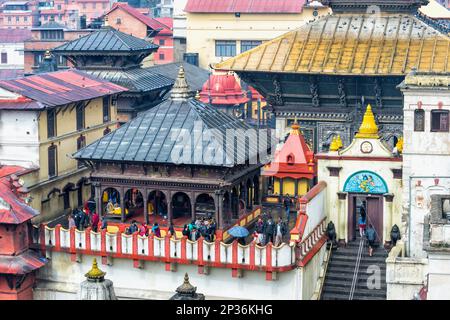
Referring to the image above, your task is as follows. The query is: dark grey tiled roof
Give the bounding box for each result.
[74,97,260,167]
[53,27,158,53]
[86,68,174,93]
[148,62,209,92]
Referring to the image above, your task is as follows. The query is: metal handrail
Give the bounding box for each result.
[349,237,364,300]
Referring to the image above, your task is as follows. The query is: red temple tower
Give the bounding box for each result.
[0,166,46,300]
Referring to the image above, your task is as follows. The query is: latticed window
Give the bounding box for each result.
[215,40,236,57]
[76,103,85,131]
[414,109,425,132]
[431,110,449,132]
[102,97,110,123]
[48,145,57,178]
[47,109,56,138]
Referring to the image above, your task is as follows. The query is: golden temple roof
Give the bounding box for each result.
[215,13,450,75]
[355,104,379,139]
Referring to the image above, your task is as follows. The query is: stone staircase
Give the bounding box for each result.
[321,236,388,300]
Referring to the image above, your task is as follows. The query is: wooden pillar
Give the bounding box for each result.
[190,192,196,221]
[94,182,102,216]
[120,187,125,223]
[279,178,283,195]
[143,194,149,225]
[294,179,299,197]
[167,190,173,224]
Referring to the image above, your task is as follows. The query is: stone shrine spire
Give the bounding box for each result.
[170,273,205,300]
[79,259,117,300]
[355,104,379,139]
[171,66,194,101]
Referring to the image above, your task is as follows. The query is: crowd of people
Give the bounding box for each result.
[253,214,288,247]
[182,217,217,242]
[68,202,107,233]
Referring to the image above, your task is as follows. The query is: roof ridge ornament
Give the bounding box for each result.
[85,258,106,282]
[171,66,194,101]
[290,118,301,135]
[355,104,379,139]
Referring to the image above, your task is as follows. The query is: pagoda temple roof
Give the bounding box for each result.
[263,122,315,179]
[0,250,47,275]
[74,67,262,167]
[86,68,174,94]
[0,169,39,225]
[147,62,210,92]
[215,9,450,76]
[53,27,159,54]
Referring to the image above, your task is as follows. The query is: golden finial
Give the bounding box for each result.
[355,104,379,139]
[329,136,339,151]
[336,135,343,149]
[396,137,403,154]
[290,118,300,135]
[85,258,106,280]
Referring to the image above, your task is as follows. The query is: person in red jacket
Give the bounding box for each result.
[92,212,99,232]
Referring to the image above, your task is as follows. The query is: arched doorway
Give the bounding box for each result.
[62,183,75,211]
[344,171,388,243]
[195,193,215,220]
[124,188,144,220]
[172,192,191,222]
[148,190,168,222]
[102,187,120,217]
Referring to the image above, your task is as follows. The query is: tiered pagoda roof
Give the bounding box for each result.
[215,0,449,76]
[53,28,174,95]
[262,122,315,179]
[74,67,263,167]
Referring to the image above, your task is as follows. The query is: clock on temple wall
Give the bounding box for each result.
[360,141,373,154]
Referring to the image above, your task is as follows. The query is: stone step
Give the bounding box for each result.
[325,272,386,282]
[323,286,386,299]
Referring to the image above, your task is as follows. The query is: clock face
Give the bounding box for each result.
[361,141,373,154]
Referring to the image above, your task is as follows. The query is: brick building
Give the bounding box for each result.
[105,2,174,65]
[23,19,92,74]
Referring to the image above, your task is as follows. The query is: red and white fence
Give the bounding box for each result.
[32,218,327,278]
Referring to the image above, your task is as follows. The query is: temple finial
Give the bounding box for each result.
[290,118,300,135]
[171,65,194,101]
[329,136,339,151]
[355,104,379,139]
[85,258,106,280]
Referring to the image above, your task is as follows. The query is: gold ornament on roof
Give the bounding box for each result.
[336,135,343,149]
[85,258,106,280]
[396,137,404,154]
[329,136,339,151]
[355,104,379,139]
[290,118,300,135]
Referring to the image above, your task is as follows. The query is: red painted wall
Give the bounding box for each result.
[0,224,29,256]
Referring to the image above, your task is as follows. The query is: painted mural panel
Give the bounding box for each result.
[343,171,388,194]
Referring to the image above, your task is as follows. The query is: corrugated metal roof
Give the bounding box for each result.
[107,2,168,30]
[0,70,128,108]
[53,27,159,53]
[185,0,307,13]
[147,62,210,92]
[74,97,260,167]
[215,13,450,75]
[86,68,174,93]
